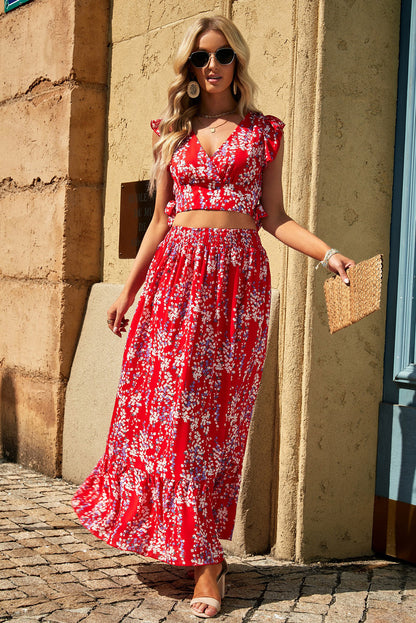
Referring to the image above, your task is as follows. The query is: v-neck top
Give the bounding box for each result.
[151,111,284,228]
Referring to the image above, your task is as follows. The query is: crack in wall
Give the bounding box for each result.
[0,176,67,196]
[0,176,102,197]
[0,363,69,385]
[0,73,106,108]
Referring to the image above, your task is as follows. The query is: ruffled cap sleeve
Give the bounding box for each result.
[150,118,161,136]
[263,115,285,164]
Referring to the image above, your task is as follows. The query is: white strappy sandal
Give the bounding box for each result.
[190,559,228,618]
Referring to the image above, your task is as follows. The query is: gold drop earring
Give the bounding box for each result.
[187,80,200,98]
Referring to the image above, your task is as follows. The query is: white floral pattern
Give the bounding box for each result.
[72,113,284,566]
[152,111,284,226]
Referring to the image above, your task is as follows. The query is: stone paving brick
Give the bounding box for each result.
[101,566,136,577]
[0,588,28,599]
[15,565,51,576]
[249,611,288,621]
[258,596,295,612]
[294,598,329,614]
[127,595,176,621]
[0,541,22,552]
[33,545,68,555]
[288,613,325,622]
[366,606,416,623]
[69,570,109,581]
[12,576,48,587]
[70,550,107,562]
[43,609,92,623]
[0,462,415,623]
[7,555,49,567]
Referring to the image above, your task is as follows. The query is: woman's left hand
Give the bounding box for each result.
[327,253,356,285]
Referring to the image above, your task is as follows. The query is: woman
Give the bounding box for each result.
[72,15,354,619]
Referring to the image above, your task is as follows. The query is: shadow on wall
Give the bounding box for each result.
[0,370,18,462]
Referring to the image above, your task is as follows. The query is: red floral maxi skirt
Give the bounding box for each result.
[71,226,271,566]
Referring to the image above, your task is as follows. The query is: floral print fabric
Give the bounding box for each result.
[72,112,283,566]
[151,112,284,227]
[72,227,271,565]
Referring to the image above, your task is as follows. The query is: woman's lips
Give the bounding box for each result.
[207,76,221,83]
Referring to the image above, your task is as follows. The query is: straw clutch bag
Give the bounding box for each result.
[324,254,383,334]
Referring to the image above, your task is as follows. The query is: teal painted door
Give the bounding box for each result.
[372,0,416,563]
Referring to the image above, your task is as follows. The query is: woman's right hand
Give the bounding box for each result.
[107,291,136,337]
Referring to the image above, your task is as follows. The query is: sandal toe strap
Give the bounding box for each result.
[190,596,220,611]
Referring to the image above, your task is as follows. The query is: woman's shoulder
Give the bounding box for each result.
[247,110,285,132]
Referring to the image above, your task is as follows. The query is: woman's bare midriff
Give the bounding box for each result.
[172,210,257,230]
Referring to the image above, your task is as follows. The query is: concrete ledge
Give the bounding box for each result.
[62,283,126,484]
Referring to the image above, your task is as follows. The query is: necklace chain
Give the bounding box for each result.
[198,108,236,119]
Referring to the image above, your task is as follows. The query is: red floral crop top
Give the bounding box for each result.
[151,111,284,228]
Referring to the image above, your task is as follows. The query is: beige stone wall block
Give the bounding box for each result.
[103,30,170,283]
[232,0,291,120]
[147,0,221,32]
[300,302,387,560]
[0,86,71,186]
[295,0,401,561]
[62,185,102,282]
[0,0,74,101]
[317,2,400,258]
[68,84,107,184]
[73,0,110,85]
[0,368,62,476]
[59,283,91,379]
[0,280,62,376]
[0,181,66,281]
[111,0,221,43]
[232,2,294,289]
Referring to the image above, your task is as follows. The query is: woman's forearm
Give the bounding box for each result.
[264,215,330,261]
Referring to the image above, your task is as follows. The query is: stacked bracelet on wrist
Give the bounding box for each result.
[315,248,339,270]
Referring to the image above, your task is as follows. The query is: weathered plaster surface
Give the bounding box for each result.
[297,0,400,561]
[0,0,110,476]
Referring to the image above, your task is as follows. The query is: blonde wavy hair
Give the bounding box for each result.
[149,15,259,193]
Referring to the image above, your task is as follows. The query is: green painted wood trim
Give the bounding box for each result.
[4,0,33,13]
[383,0,416,404]
[392,0,416,387]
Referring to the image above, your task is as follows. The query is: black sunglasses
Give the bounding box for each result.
[188,47,236,68]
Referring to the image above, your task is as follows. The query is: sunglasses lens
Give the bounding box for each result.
[189,48,235,67]
[216,48,235,64]
[190,51,209,67]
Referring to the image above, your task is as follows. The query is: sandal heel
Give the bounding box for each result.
[218,572,226,598]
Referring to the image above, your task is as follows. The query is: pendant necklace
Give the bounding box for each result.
[197,108,237,133]
[207,118,229,133]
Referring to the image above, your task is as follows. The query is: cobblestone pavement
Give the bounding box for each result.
[0,462,415,623]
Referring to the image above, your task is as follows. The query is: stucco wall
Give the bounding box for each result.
[297,0,400,561]
[0,0,109,475]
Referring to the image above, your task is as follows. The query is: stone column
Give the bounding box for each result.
[0,0,109,476]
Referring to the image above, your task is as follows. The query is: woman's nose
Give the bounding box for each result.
[207,53,217,69]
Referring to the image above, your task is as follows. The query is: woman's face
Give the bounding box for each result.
[190,29,236,96]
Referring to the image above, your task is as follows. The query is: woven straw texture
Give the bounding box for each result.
[324,254,383,334]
